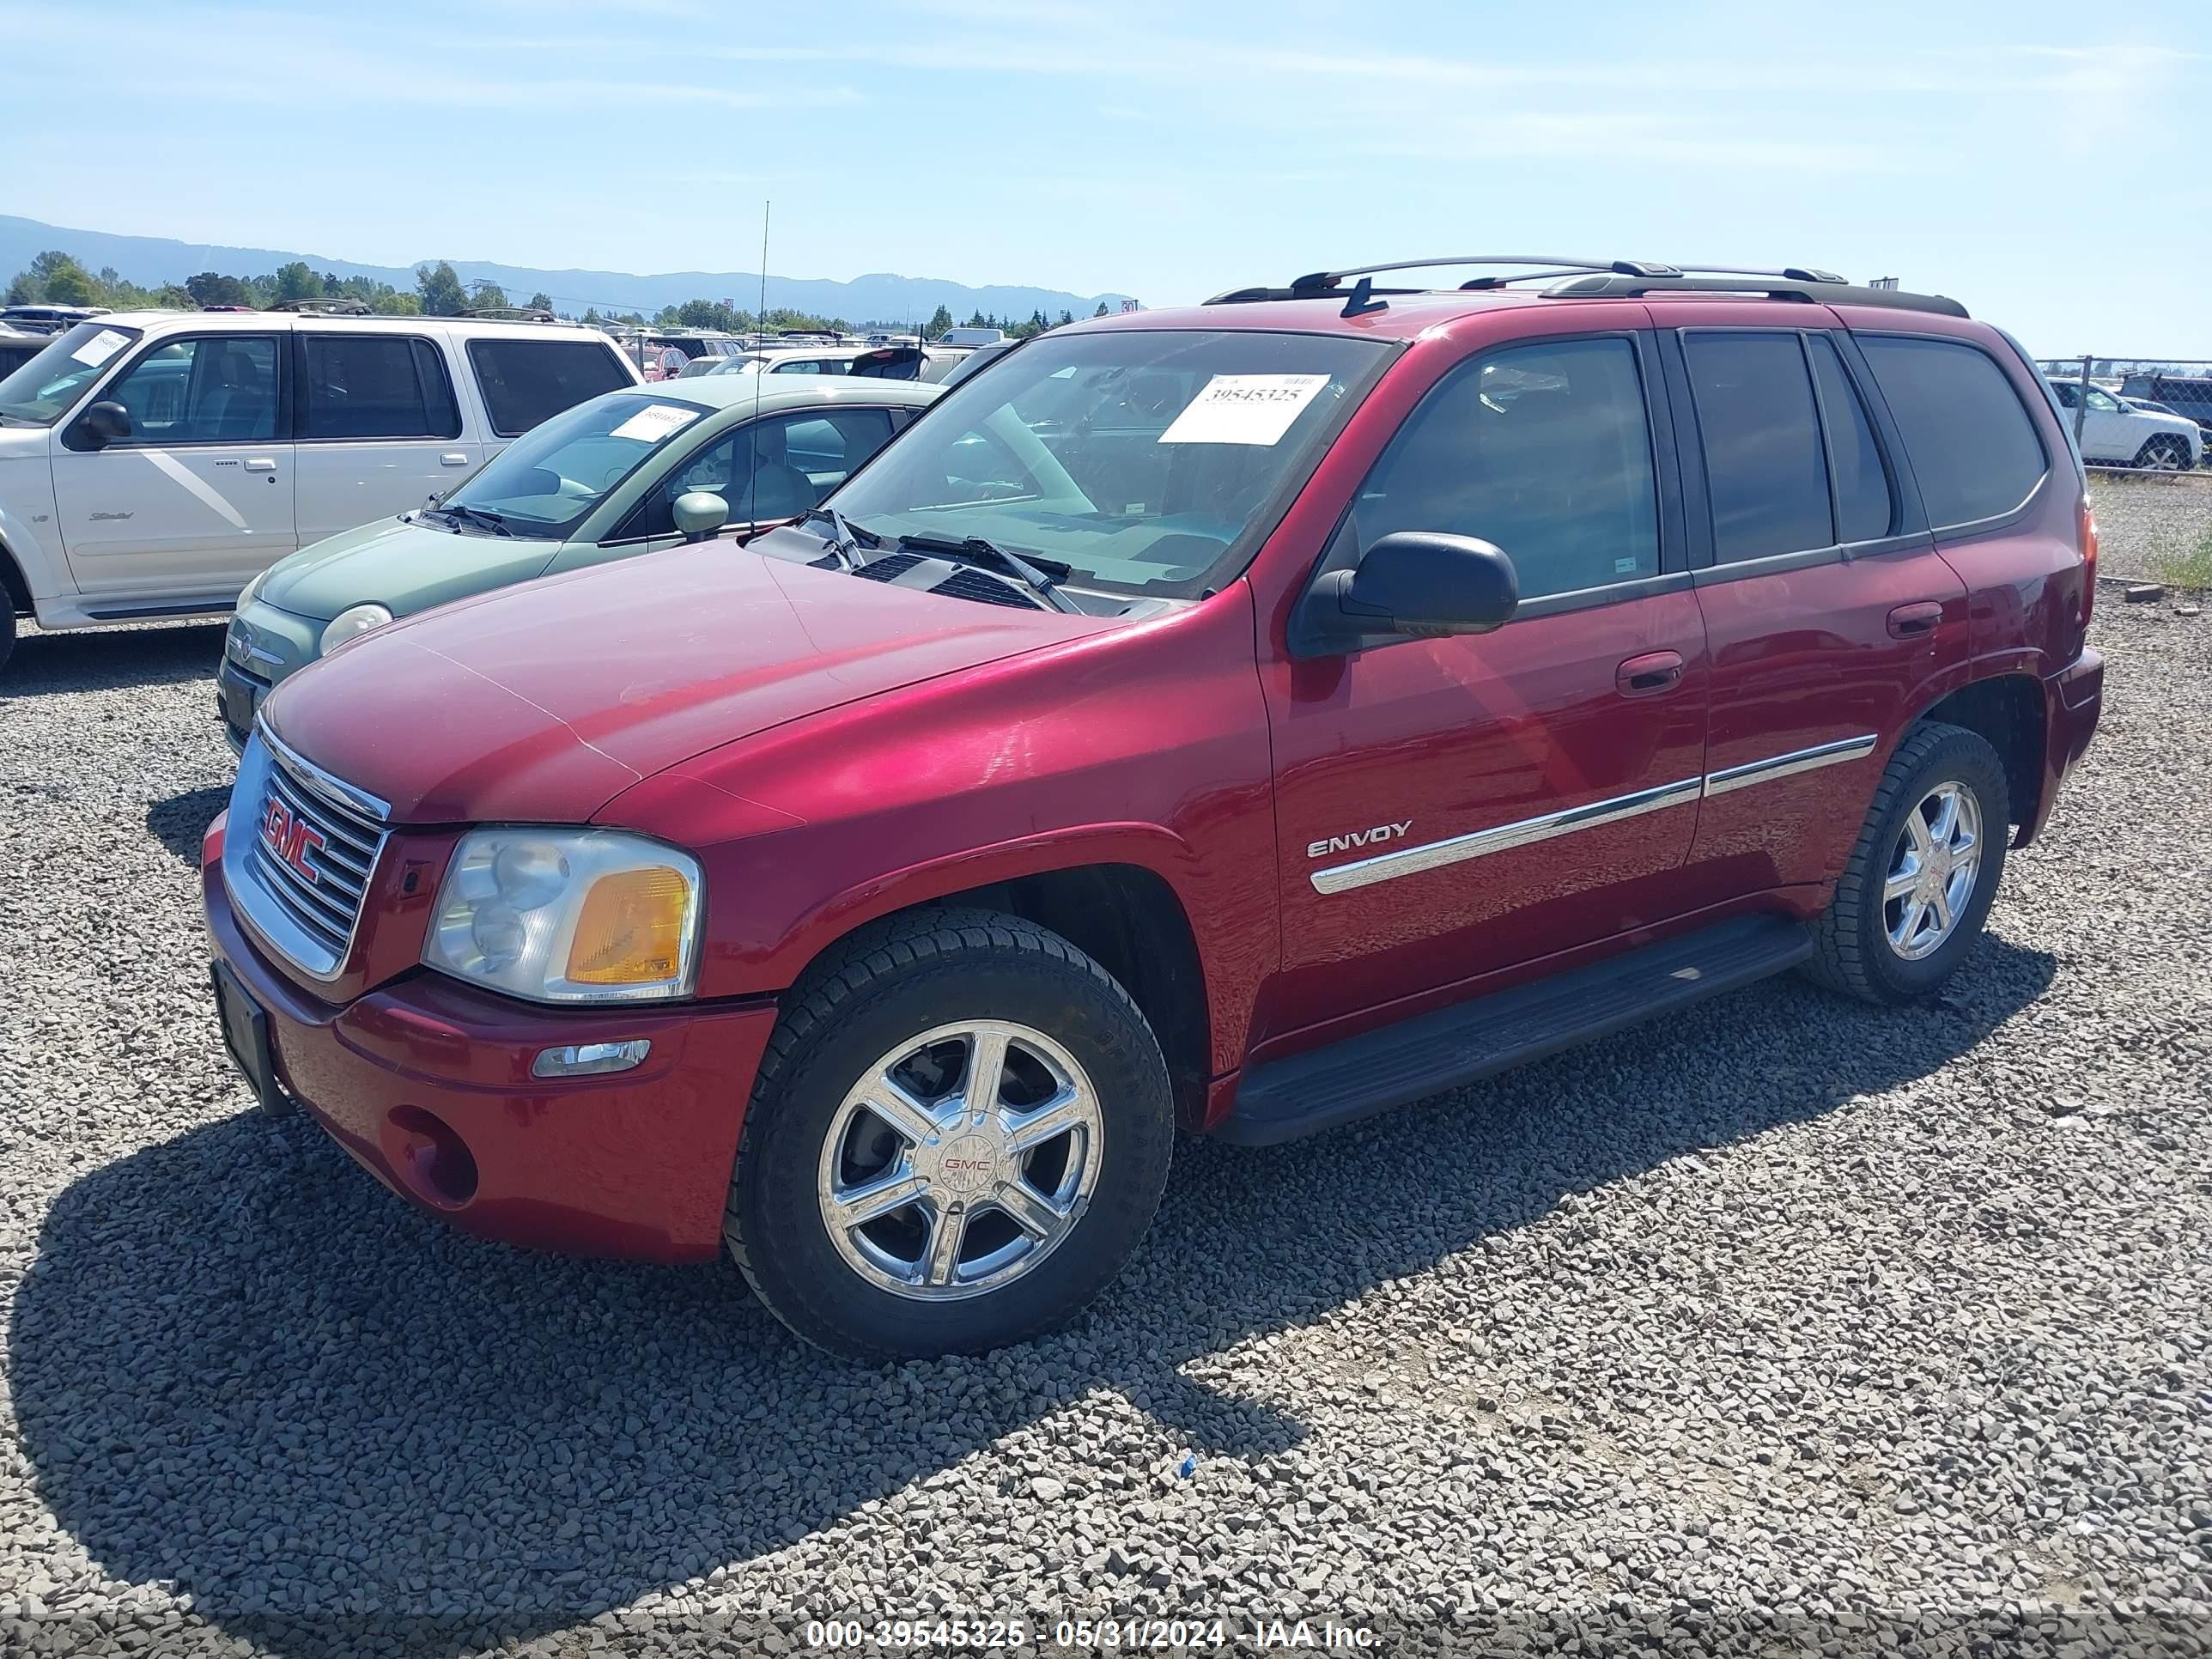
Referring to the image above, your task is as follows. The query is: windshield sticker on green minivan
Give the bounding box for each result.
[1157,374,1330,447]
[609,403,702,443]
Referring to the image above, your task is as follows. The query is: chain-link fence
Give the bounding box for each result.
[2036,357,2212,597]
[2035,355,2212,475]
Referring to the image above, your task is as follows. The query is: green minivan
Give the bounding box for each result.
[217,374,939,748]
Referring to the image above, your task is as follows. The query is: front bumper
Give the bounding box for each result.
[201,811,778,1262]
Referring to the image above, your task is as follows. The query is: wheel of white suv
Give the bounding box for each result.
[725,908,1176,1360]
[1805,721,2010,1006]
[0,605,15,675]
[2134,435,2191,471]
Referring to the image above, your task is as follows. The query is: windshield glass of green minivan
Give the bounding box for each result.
[440,391,712,537]
[820,327,1390,597]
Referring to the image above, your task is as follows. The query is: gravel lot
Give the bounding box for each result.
[0,491,2207,1658]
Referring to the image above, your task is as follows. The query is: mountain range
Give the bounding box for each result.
[0,215,1134,324]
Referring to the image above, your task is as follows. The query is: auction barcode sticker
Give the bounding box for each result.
[71,329,131,368]
[1157,374,1330,446]
[610,403,702,443]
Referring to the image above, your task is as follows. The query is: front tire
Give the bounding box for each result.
[726,908,1175,1360]
[1805,722,2009,1006]
[2134,435,2191,471]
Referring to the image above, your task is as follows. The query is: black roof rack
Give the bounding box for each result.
[267,297,371,315]
[1541,272,1966,316]
[459,306,559,323]
[1205,255,1965,320]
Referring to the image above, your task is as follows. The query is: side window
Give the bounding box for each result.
[1859,337,2047,528]
[1354,337,1661,601]
[632,408,896,537]
[2084,388,2122,413]
[2048,380,2081,409]
[104,336,278,444]
[302,335,460,440]
[1804,336,1893,543]
[466,339,635,436]
[1684,332,1832,562]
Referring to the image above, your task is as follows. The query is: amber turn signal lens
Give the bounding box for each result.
[565,866,691,985]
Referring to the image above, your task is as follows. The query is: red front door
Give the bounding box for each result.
[1256,329,1712,1052]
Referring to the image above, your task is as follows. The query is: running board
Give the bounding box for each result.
[82,598,237,621]
[1218,915,1812,1146]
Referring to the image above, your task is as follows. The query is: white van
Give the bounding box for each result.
[0,308,641,667]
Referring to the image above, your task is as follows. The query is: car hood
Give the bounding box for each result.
[2135,410,2203,441]
[259,541,1121,825]
[254,514,563,623]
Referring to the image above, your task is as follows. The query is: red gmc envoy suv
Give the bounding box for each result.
[202,257,2105,1359]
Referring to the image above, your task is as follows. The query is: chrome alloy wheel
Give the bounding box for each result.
[1883,781,1983,961]
[816,1020,1104,1301]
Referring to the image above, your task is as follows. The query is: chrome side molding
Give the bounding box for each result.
[1702,733,1877,798]
[1309,733,1879,894]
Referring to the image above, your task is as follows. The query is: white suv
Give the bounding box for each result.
[2047,378,2203,471]
[0,308,641,668]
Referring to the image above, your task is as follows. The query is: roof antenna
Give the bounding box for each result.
[749,198,769,529]
[1340,275,1388,319]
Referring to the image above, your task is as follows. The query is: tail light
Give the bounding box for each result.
[2078,495,2100,626]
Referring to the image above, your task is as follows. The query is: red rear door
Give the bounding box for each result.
[1657,313,1967,896]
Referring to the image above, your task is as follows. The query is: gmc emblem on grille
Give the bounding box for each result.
[260,797,327,884]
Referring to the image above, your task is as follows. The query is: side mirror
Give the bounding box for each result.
[1298,532,1518,653]
[672,490,730,543]
[76,400,132,448]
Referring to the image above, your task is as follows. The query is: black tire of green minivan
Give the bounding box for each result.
[1804,721,2010,1006]
[725,907,1176,1361]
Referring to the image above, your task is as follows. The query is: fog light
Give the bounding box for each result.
[532,1039,651,1079]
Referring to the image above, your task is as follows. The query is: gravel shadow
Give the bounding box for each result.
[10,936,2057,1658]
[2,620,226,697]
[147,785,233,865]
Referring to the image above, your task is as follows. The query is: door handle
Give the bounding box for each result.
[241,457,276,472]
[1616,649,1685,698]
[440,452,470,466]
[1887,601,1943,640]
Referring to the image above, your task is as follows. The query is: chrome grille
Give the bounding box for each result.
[225,730,390,980]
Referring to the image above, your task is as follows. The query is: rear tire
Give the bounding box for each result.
[726,907,1175,1361]
[1804,722,2009,1006]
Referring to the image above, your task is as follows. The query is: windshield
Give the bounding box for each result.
[440,390,713,538]
[0,321,143,426]
[820,327,1389,595]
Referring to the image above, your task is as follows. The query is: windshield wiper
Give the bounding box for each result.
[802,505,880,570]
[894,532,1085,614]
[434,502,514,538]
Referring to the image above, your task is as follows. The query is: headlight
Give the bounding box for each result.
[319,603,393,655]
[423,829,702,1004]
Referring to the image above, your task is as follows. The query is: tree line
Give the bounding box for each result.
[8,248,1121,342]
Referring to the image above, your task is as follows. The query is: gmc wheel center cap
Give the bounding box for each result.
[930,1132,1001,1196]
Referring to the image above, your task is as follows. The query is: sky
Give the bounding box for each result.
[3,0,2209,356]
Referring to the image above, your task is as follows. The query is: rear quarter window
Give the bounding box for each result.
[1858,336,2046,528]
[466,338,635,437]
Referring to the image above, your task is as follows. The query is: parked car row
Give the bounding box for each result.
[0,309,641,665]
[180,258,2106,1362]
